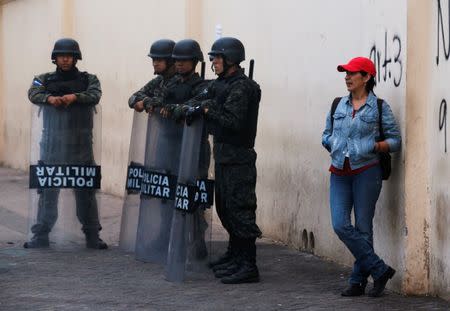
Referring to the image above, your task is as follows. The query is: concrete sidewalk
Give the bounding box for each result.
[0,166,448,311]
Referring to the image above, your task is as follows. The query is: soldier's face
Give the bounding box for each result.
[56,55,75,71]
[212,55,224,75]
[175,60,195,75]
[152,58,167,74]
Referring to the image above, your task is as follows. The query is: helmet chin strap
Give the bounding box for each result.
[180,69,195,77]
[52,56,77,68]
[180,60,197,77]
[160,63,176,77]
[218,63,233,78]
[210,55,233,78]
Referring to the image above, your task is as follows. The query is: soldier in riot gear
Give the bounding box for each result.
[167,39,211,261]
[24,38,107,249]
[185,37,262,284]
[128,39,177,112]
[163,39,207,119]
[124,39,179,261]
[161,39,206,121]
[125,39,211,265]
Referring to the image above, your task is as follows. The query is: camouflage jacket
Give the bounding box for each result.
[28,69,101,106]
[187,69,261,164]
[128,72,178,110]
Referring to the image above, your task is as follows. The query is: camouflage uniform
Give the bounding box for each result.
[28,68,102,238]
[128,72,178,110]
[188,69,262,240]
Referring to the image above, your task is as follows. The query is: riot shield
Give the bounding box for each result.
[165,116,214,282]
[27,103,102,249]
[119,111,148,252]
[134,112,183,264]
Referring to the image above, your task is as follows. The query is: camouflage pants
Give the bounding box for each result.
[214,162,262,239]
[32,189,101,235]
[32,140,101,236]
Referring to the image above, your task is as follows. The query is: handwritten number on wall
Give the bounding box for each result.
[440,99,448,153]
[369,32,403,87]
[437,0,450,65]
[392,35,402,87]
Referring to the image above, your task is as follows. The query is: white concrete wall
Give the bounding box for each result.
[0,0,64,168]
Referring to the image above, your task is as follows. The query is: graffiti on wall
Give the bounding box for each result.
[437,0,450,65]
[440,100,447,153]
[437,0,449,152]
[369,31,403,87]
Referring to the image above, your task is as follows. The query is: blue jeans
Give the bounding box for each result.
[330,164,388,284]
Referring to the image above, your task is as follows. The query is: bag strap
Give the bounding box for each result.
[330,97,342,131]
[331,97,384,137]
[377,98,385,140]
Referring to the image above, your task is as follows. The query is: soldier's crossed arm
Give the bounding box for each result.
[74,74,102,106]
[28,74,51,105]
[128,77,161,108]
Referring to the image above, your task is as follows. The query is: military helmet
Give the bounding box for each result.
[172,39,204,62]
[51,38,82,60]
[148,39,176,59]
[208,37,245,64]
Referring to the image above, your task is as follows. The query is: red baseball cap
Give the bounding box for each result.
[337,57,376,77]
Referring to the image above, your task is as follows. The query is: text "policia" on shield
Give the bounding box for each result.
[140,169,177,200]
[29,164,101,189]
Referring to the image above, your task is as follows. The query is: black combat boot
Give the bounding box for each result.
[212,258,236,272]
[368,266,395,297]
[221,238,260,284]
[341,282,367,296]
[209,237,234,269]
[23,234,50,249]
[85,231,108,249]
[214,259,241,278]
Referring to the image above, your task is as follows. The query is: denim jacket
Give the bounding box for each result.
[321,92,401,170]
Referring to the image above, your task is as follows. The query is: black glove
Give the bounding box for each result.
[185,105,204,126]
[172,104,189,122]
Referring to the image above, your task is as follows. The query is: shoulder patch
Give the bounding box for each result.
[32,78,43,86]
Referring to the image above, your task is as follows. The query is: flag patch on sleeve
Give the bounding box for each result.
[32,79,43,86]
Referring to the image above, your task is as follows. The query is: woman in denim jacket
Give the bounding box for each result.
[322,57,401,297]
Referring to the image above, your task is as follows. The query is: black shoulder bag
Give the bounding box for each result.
[376,99,391,180]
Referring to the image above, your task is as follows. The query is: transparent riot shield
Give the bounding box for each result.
[119,111,148,252]
[165,116,213,282]
[134,112,183,264]
[27,103,102,249]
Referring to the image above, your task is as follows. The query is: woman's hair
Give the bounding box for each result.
[360,71,376,93]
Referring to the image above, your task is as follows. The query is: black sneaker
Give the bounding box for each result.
[221,264,260,284]
[341,283,367,297]
[368,266,396,297]
[23,235,49,249]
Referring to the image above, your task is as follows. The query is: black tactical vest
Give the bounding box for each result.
[211,72,261,149]
[164,73,204,106]
[45,69,89,96]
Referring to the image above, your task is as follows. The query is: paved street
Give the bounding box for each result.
[0,167,449,310]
